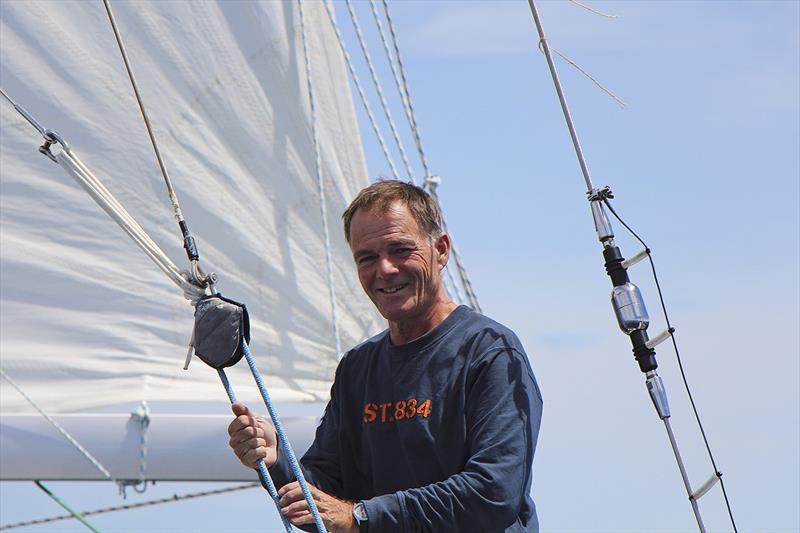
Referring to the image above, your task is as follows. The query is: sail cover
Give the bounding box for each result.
[0,0,384,414]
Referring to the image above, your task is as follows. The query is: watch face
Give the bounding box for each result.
[353,502,368,523]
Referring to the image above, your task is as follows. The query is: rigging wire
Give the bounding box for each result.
[0,88,47,137]
[101,0,209,288]
[322,0,400,180]
[0,483,260,531]
[345,0,415,181]
[379,0,431,182]
[602,199,739,532]
[528,0,594,192]
[528,1,735,528]
[299,0,343,358]
[1,87,204,297]
[32,481,101,533]
[57,149,206,297]
[368,3,480,309]
[547,47,626,108]
[567,0,619,19]
[0,368,115,483]
[101,0,182,224]
[367,0,465,315]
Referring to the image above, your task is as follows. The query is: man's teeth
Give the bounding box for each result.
[381,284,407,294]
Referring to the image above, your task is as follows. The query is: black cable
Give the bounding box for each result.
[603,198,738,532]
[0,482,260,530]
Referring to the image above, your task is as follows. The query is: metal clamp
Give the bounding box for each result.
[38,130,70,163]
[190,260,217,293]
[587,185,614,202]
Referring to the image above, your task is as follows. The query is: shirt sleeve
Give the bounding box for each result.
[362,347,543,533]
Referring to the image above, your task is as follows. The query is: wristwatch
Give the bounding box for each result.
[352,501,368,533]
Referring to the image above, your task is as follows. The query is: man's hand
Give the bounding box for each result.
[278,481,358,533]
[227,403,277,468]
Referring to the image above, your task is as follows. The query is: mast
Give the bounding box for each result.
[525,2,733,531]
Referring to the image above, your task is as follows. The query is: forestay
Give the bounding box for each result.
[0,0,384,415]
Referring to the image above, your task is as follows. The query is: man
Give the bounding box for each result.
[229,180,542,532]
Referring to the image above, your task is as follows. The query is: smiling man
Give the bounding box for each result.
[229,180,542,532]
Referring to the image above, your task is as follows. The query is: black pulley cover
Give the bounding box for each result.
[193,294,250,369]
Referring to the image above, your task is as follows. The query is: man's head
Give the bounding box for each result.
[343,181,454,341]
[342,180,443,246]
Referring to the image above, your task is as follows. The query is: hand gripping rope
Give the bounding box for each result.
[100,4,326,529]
[3,3,328,527]
[2,86,325,530]
[189,295,327,533]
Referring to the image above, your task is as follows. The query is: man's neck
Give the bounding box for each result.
[388,299,458,346]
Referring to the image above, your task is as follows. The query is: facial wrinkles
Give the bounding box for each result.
[350,203,452,344]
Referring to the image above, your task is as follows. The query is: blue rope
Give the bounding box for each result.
[242,343,327,533]
[217,368,295,533]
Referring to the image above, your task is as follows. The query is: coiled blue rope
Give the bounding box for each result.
[218,342,327,533]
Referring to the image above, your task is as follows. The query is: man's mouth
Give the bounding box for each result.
[377,283,409,294]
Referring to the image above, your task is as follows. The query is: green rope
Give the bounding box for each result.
[34,481,102,533]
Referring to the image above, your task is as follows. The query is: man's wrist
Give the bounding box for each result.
[352,501,368,533]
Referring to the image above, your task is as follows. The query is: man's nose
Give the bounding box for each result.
[377,256,399,277]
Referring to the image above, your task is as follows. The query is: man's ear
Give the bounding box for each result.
[434,233,450,270]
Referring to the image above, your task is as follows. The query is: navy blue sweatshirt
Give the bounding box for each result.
[270,306,543,532]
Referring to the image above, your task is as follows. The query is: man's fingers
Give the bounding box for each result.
[231,402,252,417]
[232,436,266,457]
[287,510,312,526]
[281,498,310,517]
[278,482,305,504]
[228,425,265,447]
[228,413,264,436]
[228,414,251,436]
[241,446,268,466]
[278,481,300,498]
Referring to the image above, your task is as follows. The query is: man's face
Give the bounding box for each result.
[349,202,448,324]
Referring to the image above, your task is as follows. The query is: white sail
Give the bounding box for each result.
[0,0,383,479]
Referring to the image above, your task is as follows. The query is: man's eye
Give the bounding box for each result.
[357,256,376,265]
[394,247,412,255]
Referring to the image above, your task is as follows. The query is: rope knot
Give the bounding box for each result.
[119,400,152,496]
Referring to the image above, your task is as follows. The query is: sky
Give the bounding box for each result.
[1,1,798,532]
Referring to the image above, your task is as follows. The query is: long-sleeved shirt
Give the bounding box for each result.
[270,305,543,532]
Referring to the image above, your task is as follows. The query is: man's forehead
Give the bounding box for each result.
[350,202,423,244]
[352,202,417,229]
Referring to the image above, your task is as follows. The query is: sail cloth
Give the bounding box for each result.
[0,0,384,413]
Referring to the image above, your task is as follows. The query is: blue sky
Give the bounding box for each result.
[1,1,797,532]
